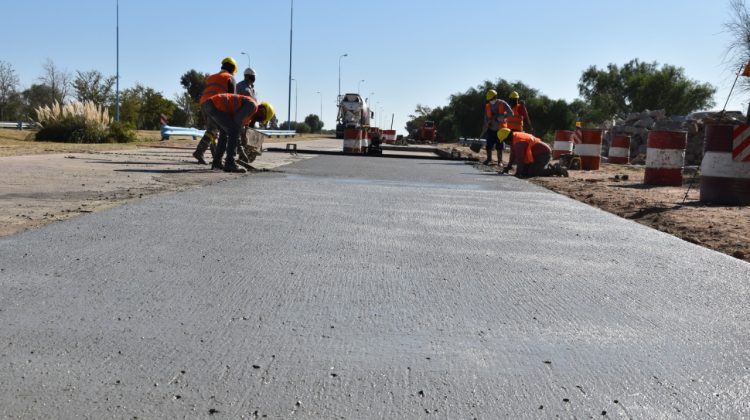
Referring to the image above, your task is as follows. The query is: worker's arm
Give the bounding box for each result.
[499,100,513,118]
[228,77,237,94]
[503,141,516,173]
[522,103,534,133]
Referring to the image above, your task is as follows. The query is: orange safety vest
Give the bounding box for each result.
[511,131,537,164]
[485,99,508,130]
[199,71,234,104]
[507,103,528,131]
[210,94,259,125]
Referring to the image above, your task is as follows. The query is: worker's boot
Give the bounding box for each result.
[192,141,209,165]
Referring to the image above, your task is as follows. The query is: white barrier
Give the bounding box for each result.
[0,121,37,129]
[160,125,297,140]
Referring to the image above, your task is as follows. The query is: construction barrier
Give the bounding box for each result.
[553,130,574,159]
[343,128,369,154]
[383,129,396,144]
[644,130,686,186]
[608,135,631,164]
[700,124,750,205]
[575,128,603,170]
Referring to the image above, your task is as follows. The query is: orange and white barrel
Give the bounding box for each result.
[644,130,686,186]
[553,130,573,159]
[383,129,397,144]
[343,128,368,154]
[575,128,603,170]
[700,124,750,205]
[608,135,631,164]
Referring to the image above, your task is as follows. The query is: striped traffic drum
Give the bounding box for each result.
[608,135,630,164]
[553,130,573,159]
[343,128,367,154]
[382,129,396,144]
[576,129,603,170]
[700,124,750,205]
[644,130,687,186]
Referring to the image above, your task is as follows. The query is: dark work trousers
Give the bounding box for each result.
[195,103,223,155]
[204,101,255,167]
[485,128,503,161]
[520,152,551,178]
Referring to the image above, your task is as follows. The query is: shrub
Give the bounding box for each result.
[34,101,135,143]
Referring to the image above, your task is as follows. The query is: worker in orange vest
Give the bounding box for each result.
[498,128,556,178]
[204,93,275,173]
[481,89,513,165]
[192,57,238,165]
[505,91,534,134]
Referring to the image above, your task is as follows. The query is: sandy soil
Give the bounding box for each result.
[0,129,318,237]
[441,142,750,263]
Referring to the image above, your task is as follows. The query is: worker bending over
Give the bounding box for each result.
[482,89,513,165]
[498,128,556,178]
[192,57,238,165]
[204,93,275,173]
[235,67,261,168]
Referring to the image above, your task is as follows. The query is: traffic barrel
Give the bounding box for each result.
[383,129,396,144]
[553,130,573,159]
[343,128,367,154]
[644,130,687,186]
[700,124,750,205]
[575,128,603,170]
[608,135,631,164]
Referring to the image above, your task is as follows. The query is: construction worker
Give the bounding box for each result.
[204,93,275,173]
[498,128,562,178]
[506,91,534,134]
[192,57,238,165]
[235,68,259,168]
[481,89,513,165]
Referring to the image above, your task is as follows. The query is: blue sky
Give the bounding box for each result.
[1,0,745,135]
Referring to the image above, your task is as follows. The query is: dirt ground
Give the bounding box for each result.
[0,128,316,237]
[441,142,750,263]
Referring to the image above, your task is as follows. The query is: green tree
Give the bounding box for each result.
[578,59,716,121]
[180,70,208,102]
[304,114,323,132]
[73,70,116,106]
[22,84,56,119]
[119,84,176,130]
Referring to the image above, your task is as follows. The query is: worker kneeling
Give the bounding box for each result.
[204,93,274,173]
[498,128,566,178]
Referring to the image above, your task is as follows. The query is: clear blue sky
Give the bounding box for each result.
[1,0,745,135]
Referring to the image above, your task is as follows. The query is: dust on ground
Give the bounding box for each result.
[0,128,320,237]
[440,142,750,263]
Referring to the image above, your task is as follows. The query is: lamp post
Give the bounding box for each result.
[287,0,294,130]
[338,53,348,102]
[240,51,251,69]
[315,91,322,123]
[115,0,120,122]
[368,91,375,104]
[291,78,298,123]
[358,79,365,94]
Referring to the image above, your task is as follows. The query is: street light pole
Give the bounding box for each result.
[315,91,322,123]
[338,53,348,102]
[287,0,293,129]
[358,79,365,94]
[291,78,298,122]
[240,51,251,69]
[115,0,120,122]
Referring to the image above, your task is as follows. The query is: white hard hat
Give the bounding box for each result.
[244,67,256,76]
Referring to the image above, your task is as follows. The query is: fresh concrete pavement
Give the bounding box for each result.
[0,152,748,418]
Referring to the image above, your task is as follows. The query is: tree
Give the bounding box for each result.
[304,114,323,132]
[119,84,176,130]
[73,70,116,106]
[0,61,21,120]
[578,59,716,121]
[180,69,208,102]
[725,0,750,93]
[22,84,56,120]
[38,58,72,104]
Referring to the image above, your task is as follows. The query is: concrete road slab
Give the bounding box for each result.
[1,155,748,418]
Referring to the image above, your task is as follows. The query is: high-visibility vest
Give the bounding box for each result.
[511,131,537,164]
[210,94,259,125]
[507,103,528,131]
[485,99,508,130]
[200,71,234,104]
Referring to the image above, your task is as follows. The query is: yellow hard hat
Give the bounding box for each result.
[510,91,520,99]
[486,89,497,101]
[497,128,512,142]
[260,101,275,125]
[221,57,238,74]
[575,121,582,128]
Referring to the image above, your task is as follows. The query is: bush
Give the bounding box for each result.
[295,122,311,133]
[34,101,135,143]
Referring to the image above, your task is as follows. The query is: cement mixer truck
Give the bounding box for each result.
[336,93,373,153]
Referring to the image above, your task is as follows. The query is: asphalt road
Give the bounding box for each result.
[1,154,748,419]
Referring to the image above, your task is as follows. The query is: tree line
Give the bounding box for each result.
[406,58,716,142]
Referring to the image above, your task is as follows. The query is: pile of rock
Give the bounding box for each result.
[601,109,745,166]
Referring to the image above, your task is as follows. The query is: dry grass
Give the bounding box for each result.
[35,101,111,130]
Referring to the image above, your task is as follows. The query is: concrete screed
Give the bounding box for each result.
[0,152,749,418]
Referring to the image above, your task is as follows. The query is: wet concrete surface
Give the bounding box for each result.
[1,154,749,418]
